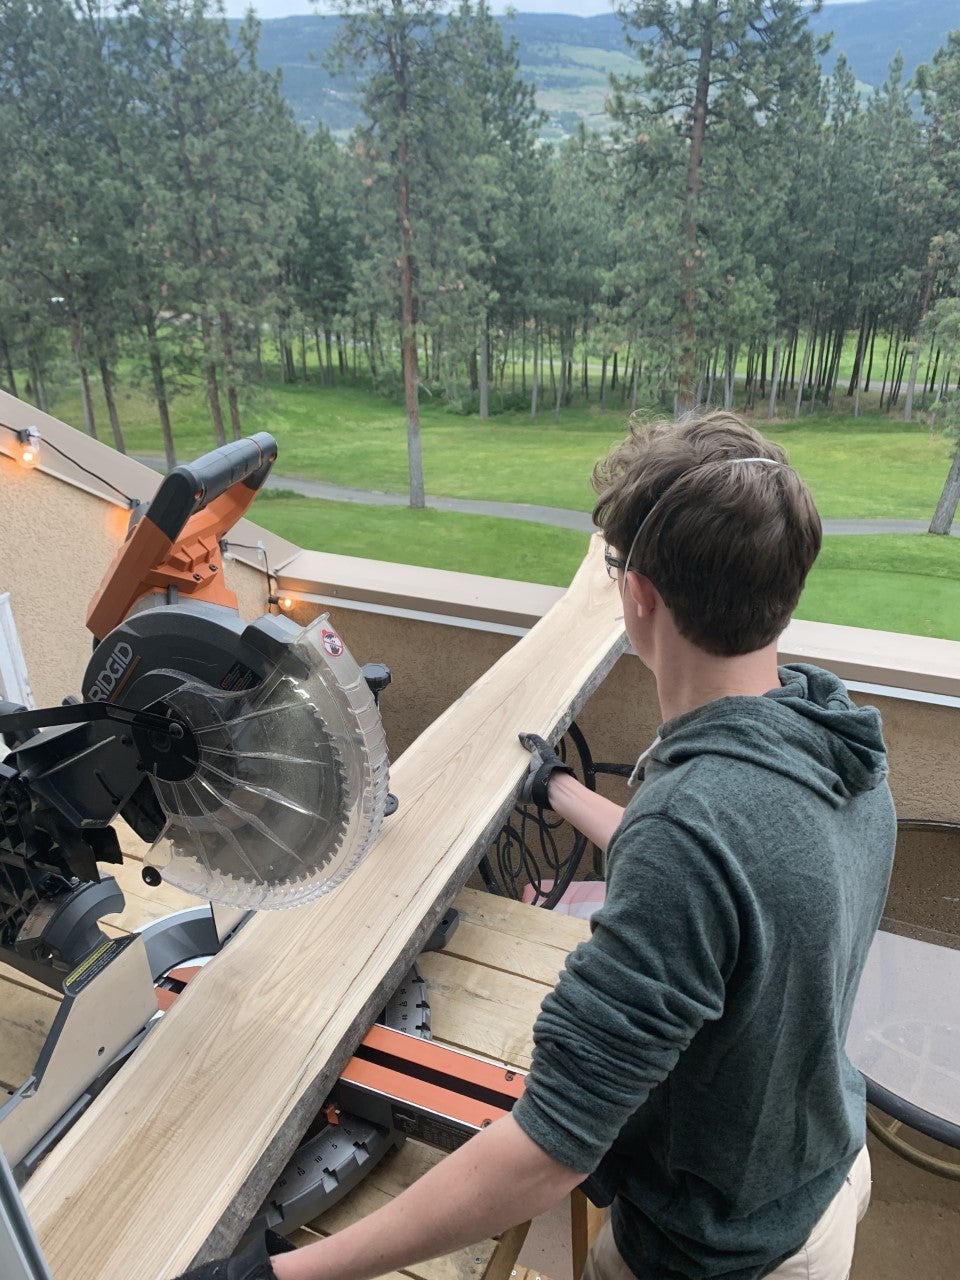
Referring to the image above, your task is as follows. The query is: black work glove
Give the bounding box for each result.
[172,1230,295,1280]
[518,732,575,809]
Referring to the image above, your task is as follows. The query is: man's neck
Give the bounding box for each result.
[653,637,782,723]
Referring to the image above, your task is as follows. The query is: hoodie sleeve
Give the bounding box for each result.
[511,813,739,1173]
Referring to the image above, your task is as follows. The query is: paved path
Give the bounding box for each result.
[134,457,957,537]
[263,474,958,538]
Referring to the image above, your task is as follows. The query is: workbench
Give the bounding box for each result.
[0,832,593,1280]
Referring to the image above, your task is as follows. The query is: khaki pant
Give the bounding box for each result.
[582,1146,872,1280]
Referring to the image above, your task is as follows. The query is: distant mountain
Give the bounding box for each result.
[246,2,958,138]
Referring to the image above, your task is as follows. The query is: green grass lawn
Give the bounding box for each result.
[41,371,960,641]
[797,535,960,639]
[251,493,960,641]
[49,378,955,521]
[251,491,592,585]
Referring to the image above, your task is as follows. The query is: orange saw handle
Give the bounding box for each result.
[87,433,278,641]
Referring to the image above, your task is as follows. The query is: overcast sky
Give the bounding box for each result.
[223,1,867,17]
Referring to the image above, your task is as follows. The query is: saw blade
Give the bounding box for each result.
[142,614,389,910]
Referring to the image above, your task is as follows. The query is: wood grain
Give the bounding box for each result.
[21,537,625,1280]
[417,952,550,1070]
[0,980,60,1092]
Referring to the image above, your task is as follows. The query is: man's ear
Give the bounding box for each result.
[624,571,658,617]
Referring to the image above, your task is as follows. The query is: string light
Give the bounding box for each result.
[16,427,41,468]
[0,420,135,503]
[220,538,294,613]
[0,421,289,610]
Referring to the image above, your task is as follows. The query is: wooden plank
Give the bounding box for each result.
[454,887,590,956]
[417,952,549,1071]
[23,537,626,1280]
[0,979,60,1092]
[0,961,64,1001]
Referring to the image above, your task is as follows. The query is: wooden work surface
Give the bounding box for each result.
[0,851,590,1280]
[14,538,622,1279]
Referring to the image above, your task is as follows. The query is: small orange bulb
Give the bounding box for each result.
[279,596,294,611]
[17,429,41,468]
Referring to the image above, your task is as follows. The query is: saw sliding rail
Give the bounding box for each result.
[336,1024,525,1148]
[246,1024,526,1242]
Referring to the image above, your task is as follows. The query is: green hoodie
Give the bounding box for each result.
[512,665,896,1280]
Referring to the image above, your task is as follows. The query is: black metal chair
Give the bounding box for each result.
[477,722,632,910]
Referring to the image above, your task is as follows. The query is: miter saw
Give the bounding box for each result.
[0,433,513,1241]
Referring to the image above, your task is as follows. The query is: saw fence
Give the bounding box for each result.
[20,537,627,1280]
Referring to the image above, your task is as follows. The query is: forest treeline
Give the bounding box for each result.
[2,1,960,518]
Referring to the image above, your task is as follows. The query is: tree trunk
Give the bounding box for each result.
[930,444,960,534]
[140,299,176,471]
[530,322,540,421]
[677,15,714,409]
[794,326,813,418]
[99,357,125,453]
[726,344,737,410]
[745,342,756,410]
[903,331,924,422]
[478,313,489,419]
[879,330,895,411]
[599,354,608,408]
[218,308,242,440]
[890,345,906,408]
[864,319,877,392]
[554,337,565,419]
[199,306,227,447]
[611,350,618,390]
[67,307,98,439]
[630,338,641,412]
[767,341,781,419]
[26,347,48,413]
[0,333,17,396]
[847,311,866,396]
[905,248,940,422]
[826,320,846,408]
[927,345,940,396]
[394,76,424,507]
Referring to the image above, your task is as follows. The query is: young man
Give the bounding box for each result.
[177,410,895,1280]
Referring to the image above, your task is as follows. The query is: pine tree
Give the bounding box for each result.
[611,0,825,407]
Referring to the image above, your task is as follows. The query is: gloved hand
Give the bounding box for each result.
[518,733,575,809]
[172,1230,295,1280]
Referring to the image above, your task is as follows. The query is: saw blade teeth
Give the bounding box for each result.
[128,612,388,911]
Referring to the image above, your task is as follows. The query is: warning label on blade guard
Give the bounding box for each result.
[321,628,344,657]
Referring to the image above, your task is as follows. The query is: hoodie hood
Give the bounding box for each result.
[648,662,888,804]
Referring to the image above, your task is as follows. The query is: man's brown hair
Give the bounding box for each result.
[592,410,822,656]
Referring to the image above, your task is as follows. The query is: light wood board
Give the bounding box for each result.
[21,537,625,1279]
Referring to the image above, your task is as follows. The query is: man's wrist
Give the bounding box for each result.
[545,768,580,814]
